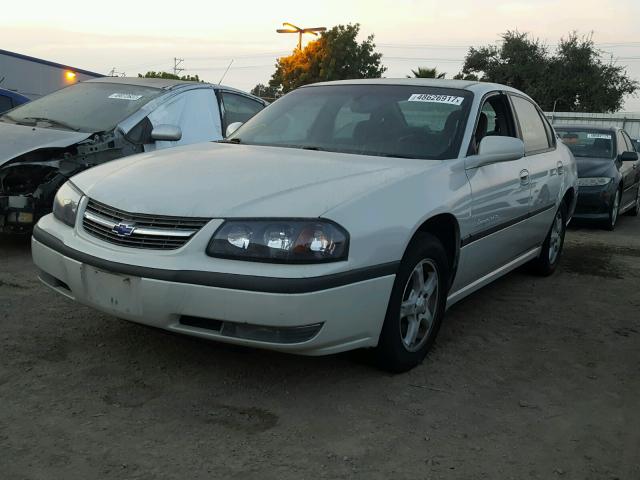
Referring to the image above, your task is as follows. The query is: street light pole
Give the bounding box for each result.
[276,23,327,50]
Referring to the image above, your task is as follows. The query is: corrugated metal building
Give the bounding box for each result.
[545,111,640,139]
[0,49,103,99]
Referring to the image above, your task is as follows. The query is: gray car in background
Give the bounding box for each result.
[0,77,266,234]
[556,126,640,229]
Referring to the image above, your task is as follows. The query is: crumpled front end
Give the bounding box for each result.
[0,150,71,234]
[0,131,140,234]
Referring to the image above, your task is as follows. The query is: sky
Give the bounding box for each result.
[2,0,639,110]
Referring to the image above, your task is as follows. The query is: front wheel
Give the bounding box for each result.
[374,233,449,373]
[604,188,621,230]
[529,202,567,276]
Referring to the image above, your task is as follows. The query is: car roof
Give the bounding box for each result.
[83,77,264,101]
[85,76,205,90]
[554,125,617,133]
[303,78,530,97]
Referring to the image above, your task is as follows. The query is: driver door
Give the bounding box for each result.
[454,93,532,290]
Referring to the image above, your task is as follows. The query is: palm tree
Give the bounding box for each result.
[408,67,446,79]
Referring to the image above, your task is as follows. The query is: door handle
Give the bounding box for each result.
[520,169,530,186]
[557,161,564,175]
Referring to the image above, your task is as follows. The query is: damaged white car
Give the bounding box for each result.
[0,77,266,233]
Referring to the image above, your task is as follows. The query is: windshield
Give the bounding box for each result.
[556,128,615,159]
[228,84,473,160]
[0,82,162,133]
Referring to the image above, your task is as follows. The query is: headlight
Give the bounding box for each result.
[52,181,83,227]
[578,177,612,187]
[207,219,349,263]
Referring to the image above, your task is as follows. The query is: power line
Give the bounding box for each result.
[377,40,640,49]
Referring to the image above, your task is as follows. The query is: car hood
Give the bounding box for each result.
[72,142,436,218]
[0,121,91,167]
[576,156,617,178]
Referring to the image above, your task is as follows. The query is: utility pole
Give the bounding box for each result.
[173,57,184,76]
[276,23,326,50]
[108,67,125,77]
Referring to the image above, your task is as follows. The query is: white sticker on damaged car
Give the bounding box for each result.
[586,133,612,139]
[408,94,464,105]
[108,93,143,101]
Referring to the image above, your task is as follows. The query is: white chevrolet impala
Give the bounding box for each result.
[32,79,577,372]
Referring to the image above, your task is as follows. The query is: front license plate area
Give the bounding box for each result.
[82,266,141,316]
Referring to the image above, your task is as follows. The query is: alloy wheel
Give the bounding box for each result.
[548,209,564,264]
[611,190,620,227]
[399,259,439,352]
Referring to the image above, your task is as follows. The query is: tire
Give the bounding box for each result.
[374,233,449,373]
[625,186,640,217]
[529,201,567,276]
[604,188,621,231]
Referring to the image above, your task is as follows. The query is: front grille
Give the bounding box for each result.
[82,198,210,250]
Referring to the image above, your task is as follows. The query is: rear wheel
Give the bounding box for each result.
[604,188,621,230]
[529,201,567,276]
[375,233,449,373]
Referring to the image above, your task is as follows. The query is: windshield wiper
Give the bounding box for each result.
[21,117,80,131]
[376,153,422,159]
[218,138,242,144]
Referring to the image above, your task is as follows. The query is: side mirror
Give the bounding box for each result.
[151,124,182,142]
[466,136,525,170]
[226,122,243,138]
[620,151,639,162]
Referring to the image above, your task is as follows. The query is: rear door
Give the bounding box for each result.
[509,94,560,246]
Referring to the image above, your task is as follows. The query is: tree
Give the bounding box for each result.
[257,23,386,97]
[455,31,638,112]
[250,83,280,100]
[408,67,446,79]
[548,34,638,112]
[138,71,201,82]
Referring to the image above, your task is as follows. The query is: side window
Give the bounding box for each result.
[0,95,12,113]
[146,89,222,150]
[616,132,627,157]
[622,131,635,152]
[221,93,264,130]
[511,96,551,153]
[470,94,517,154]
[540,112,556,148]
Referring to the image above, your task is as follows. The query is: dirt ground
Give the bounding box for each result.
[1,215,639,480]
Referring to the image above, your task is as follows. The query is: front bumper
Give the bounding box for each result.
[31,218,396,356]
[573,184,615,219]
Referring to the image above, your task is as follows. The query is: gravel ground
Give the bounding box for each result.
[1,216,639,480]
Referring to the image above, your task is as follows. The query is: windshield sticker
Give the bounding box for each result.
[586,133,612,140]
[408,94,464,105]
[108,93,143,101]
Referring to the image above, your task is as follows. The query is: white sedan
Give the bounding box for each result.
[32,79,578,372]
